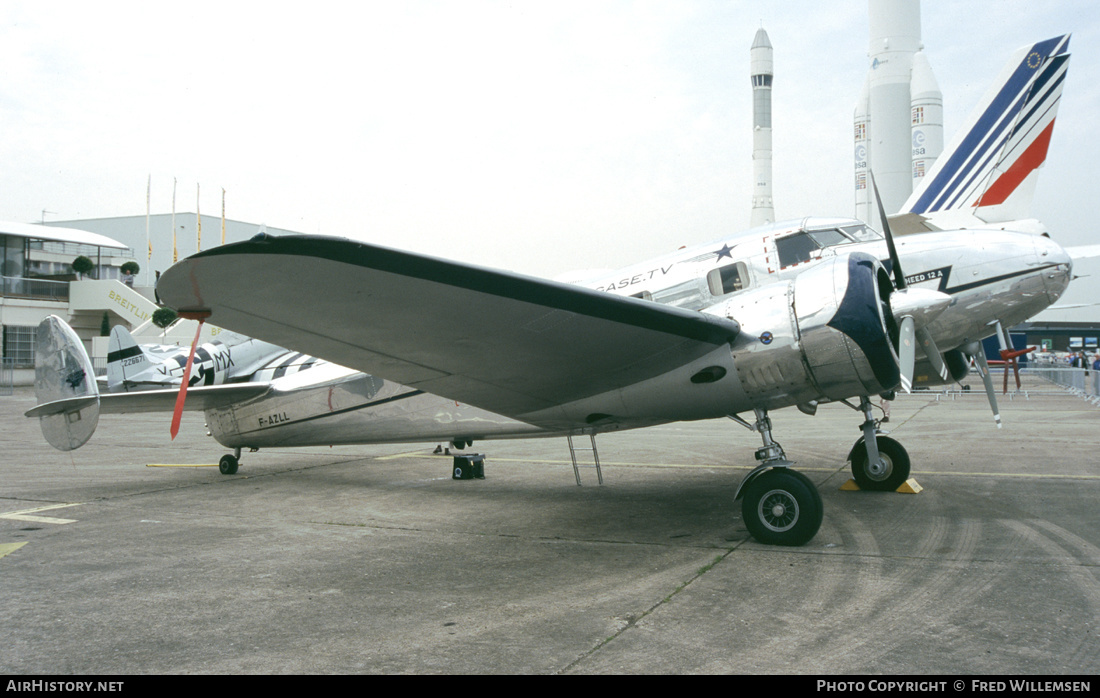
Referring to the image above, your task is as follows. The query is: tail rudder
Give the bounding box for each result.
[903,34,1070,225]
[106,325,152,391]
[25,315,101,451]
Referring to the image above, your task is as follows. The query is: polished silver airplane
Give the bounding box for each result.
[27,35,1081,546]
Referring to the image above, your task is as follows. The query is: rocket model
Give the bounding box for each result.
[855,0,942,223]
[750,27,774,227]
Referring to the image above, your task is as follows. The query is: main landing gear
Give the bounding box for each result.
[846,396,911,491]
[731,398,914,545]
[731,409,823,546]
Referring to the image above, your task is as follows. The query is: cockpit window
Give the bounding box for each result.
[806,228,848,247]
[775,232,821,268]
[776,224,882,268]
[840,224,881,242]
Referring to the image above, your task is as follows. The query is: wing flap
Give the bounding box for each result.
[158,235,739,418]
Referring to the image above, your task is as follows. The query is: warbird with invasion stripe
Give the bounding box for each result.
[27,36,1083,546]
[105,324,295,391]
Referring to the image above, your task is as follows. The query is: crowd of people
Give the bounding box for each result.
[1067,350,1100,371]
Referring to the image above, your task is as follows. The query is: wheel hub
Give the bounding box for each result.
[758,489,799,532]
[868,456,890,478]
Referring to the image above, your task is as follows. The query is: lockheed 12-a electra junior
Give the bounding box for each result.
[27,36,1088,546]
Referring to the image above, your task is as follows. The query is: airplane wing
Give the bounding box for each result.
[1067,244,1100,260]
[157,235,740,421]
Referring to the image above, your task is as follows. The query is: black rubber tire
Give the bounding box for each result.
[219,454,239,475]
[849,435,910,491]
[741,469,823,546]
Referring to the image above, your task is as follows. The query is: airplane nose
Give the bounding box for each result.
[1035,235,1073,304]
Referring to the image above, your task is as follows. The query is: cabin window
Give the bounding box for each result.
[707,262,749,296]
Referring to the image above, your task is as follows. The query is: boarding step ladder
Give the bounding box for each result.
[567,434,603,486]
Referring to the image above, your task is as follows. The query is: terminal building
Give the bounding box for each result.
[0,215,299,387]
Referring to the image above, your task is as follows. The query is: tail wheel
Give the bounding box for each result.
[219,454,239,475]
[849,435,910,491]
[741,469,823,546]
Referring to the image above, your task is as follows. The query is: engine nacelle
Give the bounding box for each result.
[913,348,970,388]
[711,252,900,411]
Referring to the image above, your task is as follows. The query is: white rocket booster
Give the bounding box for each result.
[750,27,774,227]
[855,74,872,223]
[910,50,943,187]
[855,0,943,222]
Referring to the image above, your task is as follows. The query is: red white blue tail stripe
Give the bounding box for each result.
[903,35,1070,218]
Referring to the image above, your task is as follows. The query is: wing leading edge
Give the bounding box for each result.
[157,235,740,421]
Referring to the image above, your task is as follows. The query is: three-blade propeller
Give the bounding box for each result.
[870,174,1001,428]
[870,175,950,393]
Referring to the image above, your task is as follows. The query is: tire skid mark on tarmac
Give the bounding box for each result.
[721,508,997,674]
[999,519,1100,669]
[809,515,992,672]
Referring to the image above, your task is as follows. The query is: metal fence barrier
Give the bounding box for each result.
[1027,364,1100,404]
[917,363,1100,407]
[1,276,70,300]
[0,357,12,396]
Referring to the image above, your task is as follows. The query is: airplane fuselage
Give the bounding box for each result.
[202,218,1073,452]
[585,218,1070,338]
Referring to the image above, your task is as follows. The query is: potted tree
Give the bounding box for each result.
[71,255,94,280]
[120,261,140,287]
[152,307,178,329]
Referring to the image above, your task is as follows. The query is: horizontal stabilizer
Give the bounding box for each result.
[26,383,272,418]
[25,396,99,419]
[97,383,272,413]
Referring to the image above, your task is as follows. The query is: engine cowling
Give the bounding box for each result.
[714,252,901,410]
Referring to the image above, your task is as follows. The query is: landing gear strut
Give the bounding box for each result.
[847,396,910,491]
[732,409,824,546]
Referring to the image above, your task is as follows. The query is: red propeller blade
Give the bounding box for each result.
[170,311,212,440]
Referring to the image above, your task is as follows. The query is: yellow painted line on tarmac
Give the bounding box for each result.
[0,542,28,559]
[375,450,750,469]
[375,450,442,461]
[0,503,81,525]
[373,450,1100,480]
[146,463,219,468]
[913,470,1100,480]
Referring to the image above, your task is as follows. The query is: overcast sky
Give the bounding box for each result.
[1,1,1096,277]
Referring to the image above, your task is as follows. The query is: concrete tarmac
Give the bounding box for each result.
[1,379,1098,675]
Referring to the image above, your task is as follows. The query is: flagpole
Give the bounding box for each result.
[145,175,152,286]
[172,178,177,264]
[221,188,226,245]
[196,183,202,252]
